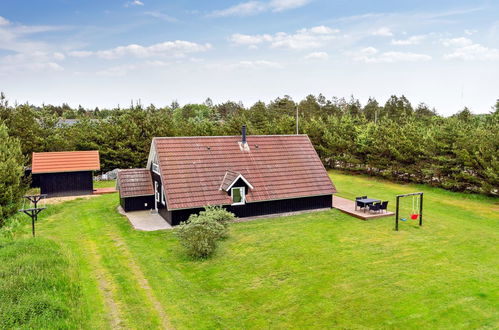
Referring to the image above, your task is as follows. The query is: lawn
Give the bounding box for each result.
[1,171,498,329]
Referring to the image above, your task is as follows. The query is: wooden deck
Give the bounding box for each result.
[333,196,394,220]
[93,187,117,195]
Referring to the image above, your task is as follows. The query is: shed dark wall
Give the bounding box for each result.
[120,195,155,212]
[39,171,93,197]
[164,194,333,226]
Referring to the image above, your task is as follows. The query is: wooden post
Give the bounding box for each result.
[395,195,400,231]
[419,193,423,226]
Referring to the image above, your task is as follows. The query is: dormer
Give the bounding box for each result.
[219,170,253,205]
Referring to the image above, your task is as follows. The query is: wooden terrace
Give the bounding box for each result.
[333,196,394,220]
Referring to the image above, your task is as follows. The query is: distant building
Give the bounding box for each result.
[31,151,100,197]
[117,127,336,225]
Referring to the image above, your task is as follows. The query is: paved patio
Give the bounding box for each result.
[333,196,394,220]
[118,206,172,231]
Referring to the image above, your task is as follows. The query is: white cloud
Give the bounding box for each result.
[69,40,212,59]
[371,27,393,37]
[269,0,311,12]
[210,0,310,17]
[0,16,10,26]
[359,47,378,55]
[211,1,267,17]
[125,0,144,7]
[225,60,283,70]
[143,11,178,22]
[229,33,272,45]
[464,29,477,36]
[391,35,426,45]
[353,48,431,63]
[0,51,65,75]
[442,37,473,47]
[443,38,499,61]
[68,50,93,57]
[304,51,328,60]
[53,52,65,60]
[229,25,339,50]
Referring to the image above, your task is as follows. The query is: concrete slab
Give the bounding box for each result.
[118,206,172,231]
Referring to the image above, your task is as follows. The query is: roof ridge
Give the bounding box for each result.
[153,134,309,139]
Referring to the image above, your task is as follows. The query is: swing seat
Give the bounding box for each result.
[411,214,419,220]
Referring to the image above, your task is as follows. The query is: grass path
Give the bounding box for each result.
[39,195,172,329]
[6,172,497,329]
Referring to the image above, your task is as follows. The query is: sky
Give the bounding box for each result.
[0,0,498,115]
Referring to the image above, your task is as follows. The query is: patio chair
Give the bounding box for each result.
[379,201,389,213]
[355,200,365,211]
[368,202,381,213]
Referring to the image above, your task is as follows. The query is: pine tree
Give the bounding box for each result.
[0,123,26,226]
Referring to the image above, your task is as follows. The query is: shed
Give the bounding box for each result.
[117,169,155,212]
[31,151,100,197]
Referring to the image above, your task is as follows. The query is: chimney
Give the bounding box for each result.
[242,125,247,144]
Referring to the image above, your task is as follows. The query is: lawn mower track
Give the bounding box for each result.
[106,231,173,329]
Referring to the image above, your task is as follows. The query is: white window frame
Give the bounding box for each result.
[231,187,245,205]
[152,163,160,175]
[155,181,160,203]
[161,185,165,205]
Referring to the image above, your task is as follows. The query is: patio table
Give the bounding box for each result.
[356,198,381,213]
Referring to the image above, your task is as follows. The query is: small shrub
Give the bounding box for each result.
[176,207,236,258]
[199,206,235,238]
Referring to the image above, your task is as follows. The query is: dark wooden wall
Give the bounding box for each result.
[120,195,155,212]
[39,171,94,197]
[162,194,333,226]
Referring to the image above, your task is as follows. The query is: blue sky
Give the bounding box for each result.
[1,0,498,114]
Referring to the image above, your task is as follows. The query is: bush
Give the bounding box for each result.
[198,206,235,238]
[176,207,235,258]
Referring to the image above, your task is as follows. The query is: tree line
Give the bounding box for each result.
[0,92,497,223]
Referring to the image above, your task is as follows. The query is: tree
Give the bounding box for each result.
[362,97,380,122]
[0,123,26,226]
[455,107,472,122]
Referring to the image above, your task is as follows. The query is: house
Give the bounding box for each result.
[117,127,336,225]
[31,150,100,197]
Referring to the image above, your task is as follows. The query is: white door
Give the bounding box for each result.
[154,181,159,211]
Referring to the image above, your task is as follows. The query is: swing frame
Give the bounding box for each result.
[395,192,423,231]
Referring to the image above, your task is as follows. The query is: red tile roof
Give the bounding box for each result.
[32,150,100,174]
[219,170,242,191]
[154,135,336,210]
[117,169,154,198]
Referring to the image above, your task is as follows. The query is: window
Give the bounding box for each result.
[161,186,165,205]
[231,187,245,205]
[152,163,160,175]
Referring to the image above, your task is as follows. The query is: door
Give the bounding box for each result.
[154,181,159,212]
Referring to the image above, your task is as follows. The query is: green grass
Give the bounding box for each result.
[1,171,498,329]
[0,239,82,329]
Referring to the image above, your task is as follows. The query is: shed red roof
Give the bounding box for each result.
[32,150,100,174]
[154,135,336,210]
[117,169,154,198]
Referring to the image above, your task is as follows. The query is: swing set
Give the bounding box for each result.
[395,192,423,231]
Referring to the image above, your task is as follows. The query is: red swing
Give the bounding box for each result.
[410,195,419,220]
